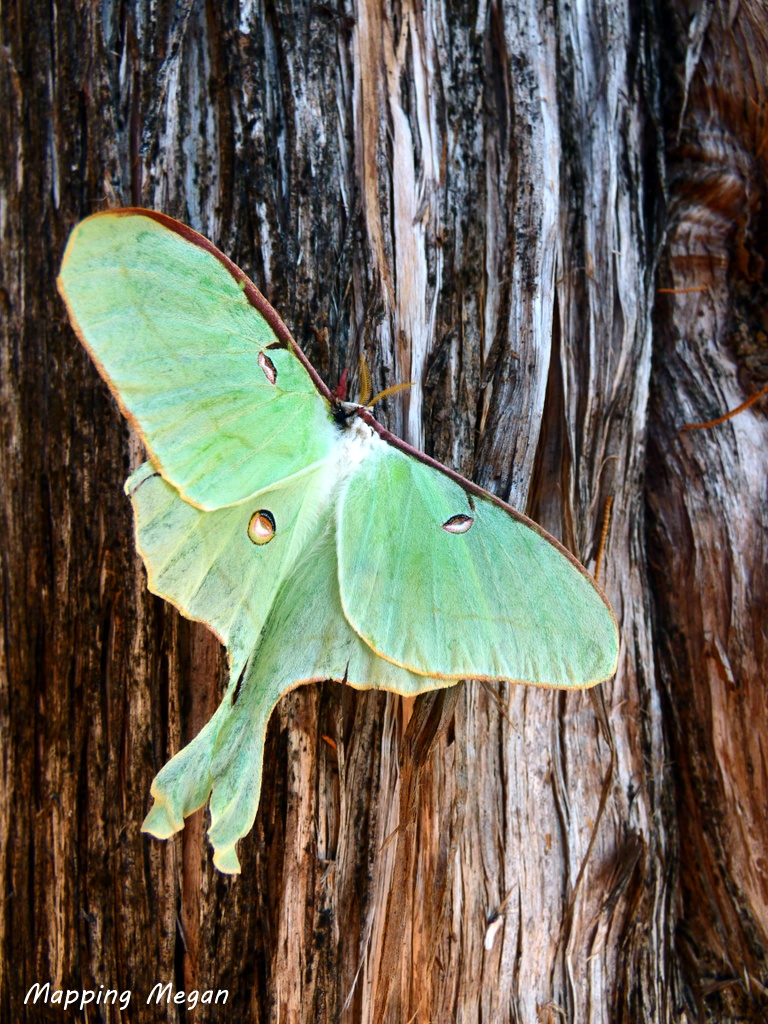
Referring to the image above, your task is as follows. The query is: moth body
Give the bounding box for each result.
[330,409,383,474]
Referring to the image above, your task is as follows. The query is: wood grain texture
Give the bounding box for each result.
[1,0,765,1021]
[647,1,768,1017]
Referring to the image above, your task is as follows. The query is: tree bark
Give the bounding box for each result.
[0,0,765,1022]
[647,1,768,1017]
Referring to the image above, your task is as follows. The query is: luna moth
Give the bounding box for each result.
[57,209,619,874]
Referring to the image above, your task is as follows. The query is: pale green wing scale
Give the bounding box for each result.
[57,210,338,509]
[126,456,342,680]
[131,469,438,872]
[336,440,619,688]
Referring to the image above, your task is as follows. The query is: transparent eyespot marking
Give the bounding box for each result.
[258,351,277,385]
[248,509,276,545]
[442,514,474,534]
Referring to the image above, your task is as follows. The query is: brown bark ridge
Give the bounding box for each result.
[647,1,768,1018]
[0,0,765,1021]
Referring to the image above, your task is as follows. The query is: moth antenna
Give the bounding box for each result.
[357,354,372,407]
[332,367,349,401]
[680,380,768,432]
[367,381,415,408]
[594,495,613,583]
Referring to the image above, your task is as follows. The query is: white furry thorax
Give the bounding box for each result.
[333,411,384,479]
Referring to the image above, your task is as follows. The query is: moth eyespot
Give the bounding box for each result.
[248,509,276,545]
[258,351,277,385]
[442,514,474,534]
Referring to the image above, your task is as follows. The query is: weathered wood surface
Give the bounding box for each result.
[0,0,765,1021]
[647,1,768,1018]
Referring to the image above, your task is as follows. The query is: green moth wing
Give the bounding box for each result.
[57,210,338,509]
[132,468,439,872]
[126,456,340,681]
[336,438,619,688]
